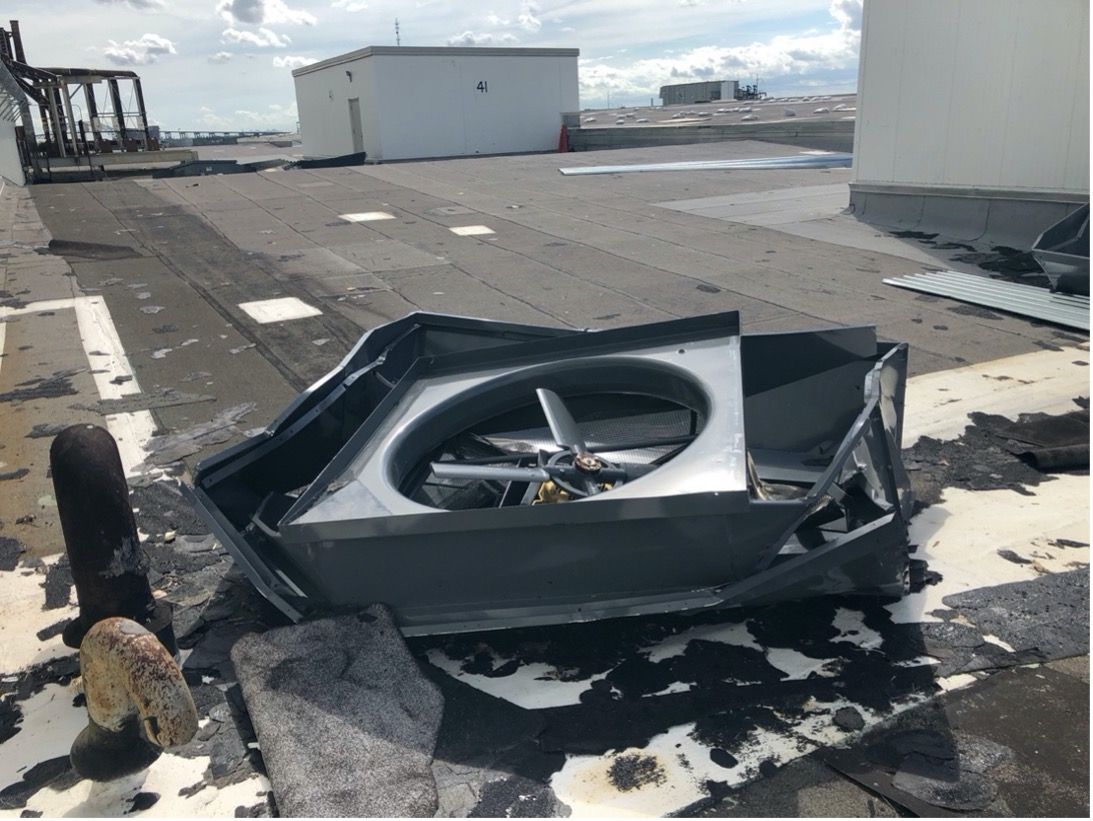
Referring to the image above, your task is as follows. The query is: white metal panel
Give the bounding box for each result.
[889,0,958,187]
[938,1,1014,189]
[997,0,1084,191]
[1062,24,1090,188]
[852,0,907,185]
[854,0,1089,195]
[293,54,382,159]
[0,118,24,185]
[371,52,578,161]
[371,54,468,160]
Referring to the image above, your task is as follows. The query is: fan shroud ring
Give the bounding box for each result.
[386,357,712,509]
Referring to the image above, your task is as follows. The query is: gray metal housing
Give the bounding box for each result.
[187,311,912,635]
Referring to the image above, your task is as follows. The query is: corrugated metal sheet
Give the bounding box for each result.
[884,270,1090,331]
[558,152,853,176]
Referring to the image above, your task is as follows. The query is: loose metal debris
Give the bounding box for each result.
[884,270,1090,331]
[1032,203,1089,295]
[189,311,913,635]
[558,152,853,176]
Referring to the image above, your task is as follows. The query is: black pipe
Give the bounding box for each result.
[9,19,27,63]
[49,424,176,654]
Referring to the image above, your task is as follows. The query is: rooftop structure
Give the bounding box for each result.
[659,79,740,106]
[0,19,176,183]
[292,46,579,162]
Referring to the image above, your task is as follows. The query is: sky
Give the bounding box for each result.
[7,0,863,131]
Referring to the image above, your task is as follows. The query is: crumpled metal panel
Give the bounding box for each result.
[187,312,912,634]
[1032,204,1089,295]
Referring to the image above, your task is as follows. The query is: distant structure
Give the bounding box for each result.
[292,46,579,162]
[0,19,171,183]
[851,0,1089,245]
[658,80,764,106]
[659,80,737,106]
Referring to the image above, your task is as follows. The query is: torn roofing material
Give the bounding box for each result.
[558,153,853,176]
[884,271,1090,331]
[187,311,913,635]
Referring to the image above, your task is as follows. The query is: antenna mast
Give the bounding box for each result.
[395,18,401,46]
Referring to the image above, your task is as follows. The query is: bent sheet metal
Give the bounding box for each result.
[187,311,913,635]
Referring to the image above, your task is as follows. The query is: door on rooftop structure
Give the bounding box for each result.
[347,97,364,154]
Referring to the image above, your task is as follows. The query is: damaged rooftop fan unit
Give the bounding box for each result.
[188,311,913,635]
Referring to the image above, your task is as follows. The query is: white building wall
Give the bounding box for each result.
[853,0,1089,195]
[294,48,579,161]
[292,56,381,159]
[0,118,24,185]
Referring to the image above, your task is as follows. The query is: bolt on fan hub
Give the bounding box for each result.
[574,453,604,474]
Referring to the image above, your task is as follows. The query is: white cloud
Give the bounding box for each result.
[217,0,263,24]
[272,54,314,69]
[517,1,541,32]
[446,31,519,46]
[197,101,298,130]
[196,106,232,129]
[221,27,290,47]
[208,51,233,63]
[93,0,168,9]
[829,0,863,32]
[217,0,316,26]
[331,0,369,10]
[578,0,862,102]
[482,1,541,35]
[103,32,176,65]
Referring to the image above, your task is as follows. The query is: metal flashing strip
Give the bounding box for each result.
[884,271,1090,332]
[559,153,853,176]
[292,45,580,76]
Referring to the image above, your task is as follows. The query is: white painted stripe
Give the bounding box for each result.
[105,410,158,478]
[0,297,80,316]
[0,297,150,475]
[238,296,322,324]
[339,211,395,222]
[72,296,143,399]
[449,225,495,236]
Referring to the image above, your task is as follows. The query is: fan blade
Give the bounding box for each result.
[536,388,588,454]
[431,463,551,483]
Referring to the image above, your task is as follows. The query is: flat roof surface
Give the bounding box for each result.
[293,45,580,77]
[0,139,1087,817]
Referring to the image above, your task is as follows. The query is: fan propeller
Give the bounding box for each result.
[429,388,658,498]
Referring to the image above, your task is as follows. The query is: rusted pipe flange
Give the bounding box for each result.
[72,617,198,781]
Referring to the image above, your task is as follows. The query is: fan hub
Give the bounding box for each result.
[574,453,604,474]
